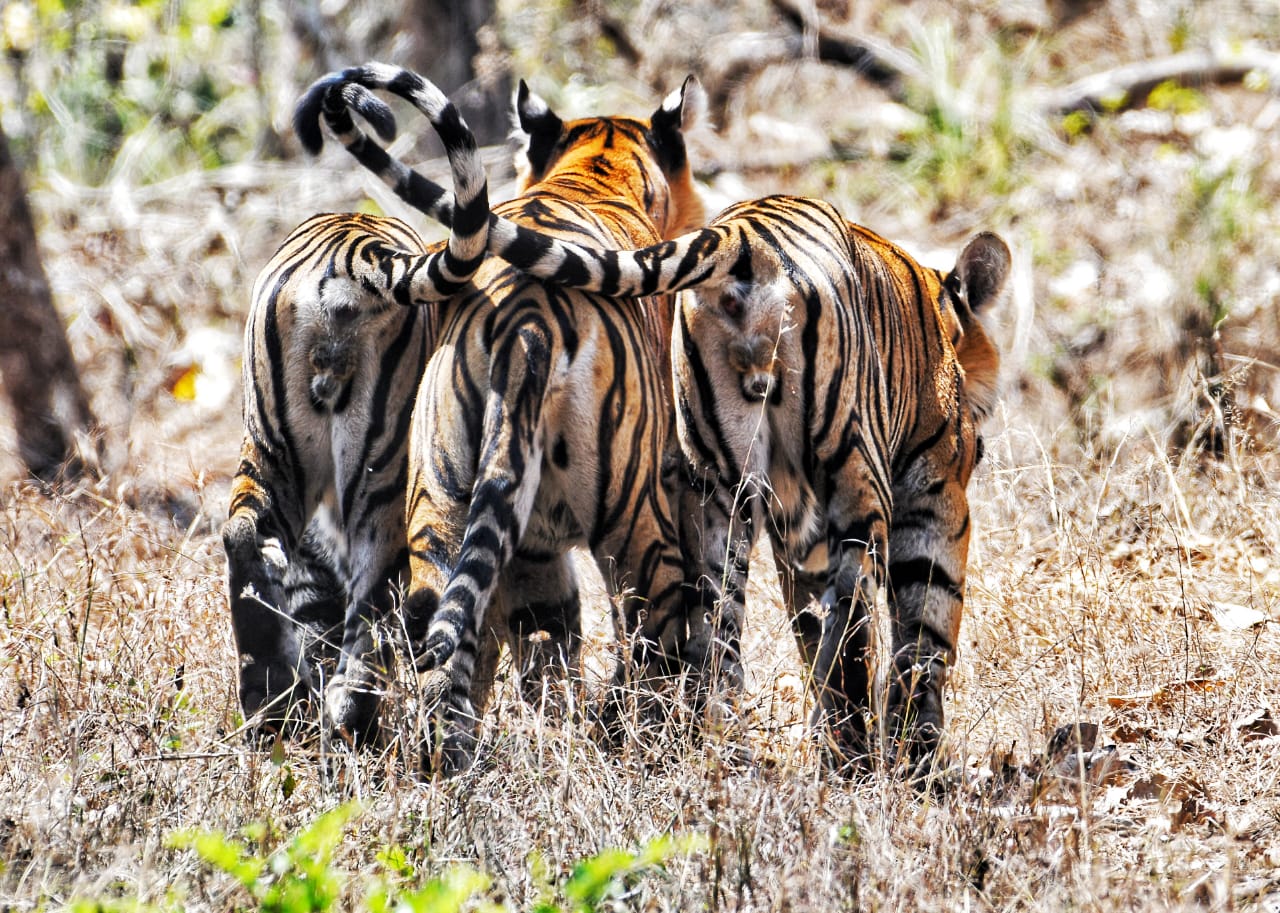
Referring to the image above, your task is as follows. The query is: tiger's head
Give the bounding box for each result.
[512,77,707,239]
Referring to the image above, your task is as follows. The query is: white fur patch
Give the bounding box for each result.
[318,277,368,319]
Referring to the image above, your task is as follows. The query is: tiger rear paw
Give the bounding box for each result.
[886,654,947,781]
[419,724,478,778]
[412,627,458,671]
[323,674,384,744]
[417,671,477,778]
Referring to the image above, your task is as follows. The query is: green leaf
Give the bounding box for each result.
[280,765,297,799]
[563,848,635,911]
[1061,110,1092,139]
[167,830,264,889]
[397,867,491,913]
[1147,79,1204,115]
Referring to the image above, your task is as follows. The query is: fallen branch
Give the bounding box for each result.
[771,0,919,101]
[703,0,920,114]
[1040,46,1280,117]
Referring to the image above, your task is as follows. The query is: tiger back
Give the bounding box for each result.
[300,68,706,773]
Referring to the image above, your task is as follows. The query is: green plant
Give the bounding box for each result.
[3,0,268,184]
[894,19,1040,217]
[537,834,704,913]
[74,803,700,913]
[167,802,360,913]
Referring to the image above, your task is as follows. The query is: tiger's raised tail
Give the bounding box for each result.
[294,63,491,301]
[295,66,746,300]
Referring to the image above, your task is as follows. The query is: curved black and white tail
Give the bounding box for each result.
[295,65,743,300]
[294,63,490,301]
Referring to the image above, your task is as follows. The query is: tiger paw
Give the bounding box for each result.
[260,537,288,584]
[412,628,458,671]
[323,675,383,744]
[886,655,947,780]
[419,720,477,778]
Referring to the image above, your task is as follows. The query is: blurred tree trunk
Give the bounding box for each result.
[0,126,100,483]
[402,0,512,146]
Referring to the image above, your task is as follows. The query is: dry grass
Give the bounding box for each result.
[3,420,1280,911]
[4,2,1280,909]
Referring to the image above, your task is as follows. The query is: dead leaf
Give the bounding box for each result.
[1106,719,1155,743]
[1232,707,1279,740]
[1044,721,1099,760]
[170,364,199,401]
[1032,723,1132,802]
[1107,677,1228,709]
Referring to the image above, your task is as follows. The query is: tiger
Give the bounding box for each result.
[295,63,707,772]
[492,201,1009,774]
[221,68,493,740]
[488,196,1009,775]
[296,101,1008,771]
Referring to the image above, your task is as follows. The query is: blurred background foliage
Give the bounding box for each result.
[0,0,1277,479]
[2,0,258,183]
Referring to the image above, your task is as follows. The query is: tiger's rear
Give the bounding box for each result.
[224,213,439,734]
[301,69,707,773]
[224,67,490,739]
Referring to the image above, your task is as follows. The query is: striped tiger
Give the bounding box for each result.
[493,196,1009,774]
[222,68,491,740]
[499,199,1008,773]
[296,64,706,772]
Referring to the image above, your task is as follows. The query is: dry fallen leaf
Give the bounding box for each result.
[1107,677,1229,709]
[1232,706,1279,741]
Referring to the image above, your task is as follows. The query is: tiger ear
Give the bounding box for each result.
[652,75,706,135]
[950,232,1011,315]
[513,79,563,182]
[649,76,705,179]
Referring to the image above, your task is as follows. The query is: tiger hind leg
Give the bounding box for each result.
[590,486,691,747]
[678,472,752,704]
[504,551,583,713]
[410,321,554,776]
[323,526,413,743]
[774,559,873,771]
[804,465,890,772]
[323,594,396,745]
[222,474,317,736]
[885,464,975,779]
[284,515,349,684]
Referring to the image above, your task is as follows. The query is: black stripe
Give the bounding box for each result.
[889,558,962,600]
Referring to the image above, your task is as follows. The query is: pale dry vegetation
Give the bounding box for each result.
[3,0,1280,910]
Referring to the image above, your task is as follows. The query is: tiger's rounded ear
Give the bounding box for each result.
[652,75,706,135]
[951,232,1011,314]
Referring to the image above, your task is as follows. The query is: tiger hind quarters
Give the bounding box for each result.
[300,66,708,773]
[222,66,490,742]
